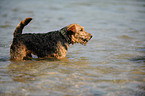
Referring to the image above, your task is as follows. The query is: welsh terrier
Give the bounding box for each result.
[10,18,92,60]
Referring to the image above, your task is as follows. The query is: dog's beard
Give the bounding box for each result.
[71,36,89,46]
[79,38,89,46]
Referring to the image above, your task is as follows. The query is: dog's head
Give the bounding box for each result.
[66,23,92,45]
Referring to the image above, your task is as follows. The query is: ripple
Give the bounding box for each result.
[119,35,134,39]
[130,56,145,63]
[0,25,12,28]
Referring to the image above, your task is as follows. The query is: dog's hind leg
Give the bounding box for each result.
[10,43,27,61]
[23,53,32,60]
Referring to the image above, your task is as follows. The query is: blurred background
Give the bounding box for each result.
[0,0,145,96]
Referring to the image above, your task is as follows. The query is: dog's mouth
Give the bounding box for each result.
[81,38,90,45]
[81,35,92,45]
[72,35,92,45]
[83,39,89,42]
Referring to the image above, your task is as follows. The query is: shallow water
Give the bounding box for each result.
[0,0,145,96]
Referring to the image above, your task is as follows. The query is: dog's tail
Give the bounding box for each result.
[13,17,32,38]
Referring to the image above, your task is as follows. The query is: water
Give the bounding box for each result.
[0,0,145,96]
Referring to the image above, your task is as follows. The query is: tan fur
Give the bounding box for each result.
[56,41,69,59]
[14,18,32,38]
[10,43,27,60]
[67,23,92,45]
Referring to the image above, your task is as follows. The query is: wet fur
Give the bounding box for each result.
[10,18,92,60]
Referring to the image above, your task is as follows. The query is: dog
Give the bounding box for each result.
[10,18,92,60]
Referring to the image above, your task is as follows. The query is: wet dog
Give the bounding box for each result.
[10,18,92,60]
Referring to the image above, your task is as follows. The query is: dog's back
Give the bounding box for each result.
[10,18,69,60]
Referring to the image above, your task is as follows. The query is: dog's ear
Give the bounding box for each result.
[67,23,77,33]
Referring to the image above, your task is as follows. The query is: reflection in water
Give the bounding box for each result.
[8,59,68,83]
[5,57,145,95]
[6,58,98,95]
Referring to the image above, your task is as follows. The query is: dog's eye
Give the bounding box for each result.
[80,28,83,31]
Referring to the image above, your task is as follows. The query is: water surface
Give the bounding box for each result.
[0,0,145,96]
